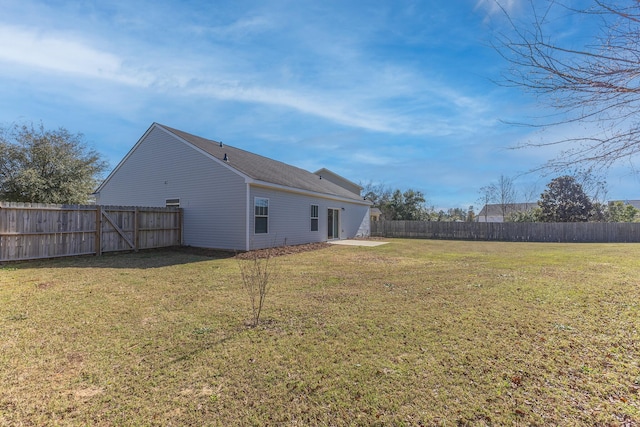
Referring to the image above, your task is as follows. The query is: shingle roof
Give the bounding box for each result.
[612,200,640,209]
[158,124,366,202]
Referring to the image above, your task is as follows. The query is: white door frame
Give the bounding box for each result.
[328,208,340,240]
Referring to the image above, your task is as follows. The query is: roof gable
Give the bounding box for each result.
[158,124,366,202]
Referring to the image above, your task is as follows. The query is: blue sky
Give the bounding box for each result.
[1,0,638,210]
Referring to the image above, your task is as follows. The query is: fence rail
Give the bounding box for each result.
[371,220,640,243]
[0,203,182,261]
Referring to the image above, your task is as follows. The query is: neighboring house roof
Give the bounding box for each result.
[612,200,640,210]
[478,203,538,218]
[97,123,367,203]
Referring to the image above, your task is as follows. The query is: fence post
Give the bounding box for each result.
[178,208,183,246]
[95,205,102,256]
[134,207,139,252]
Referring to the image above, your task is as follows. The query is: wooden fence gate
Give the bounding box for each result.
[0,203,182,262]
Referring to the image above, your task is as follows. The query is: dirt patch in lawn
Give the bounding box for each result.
[175,242,331,259]
[235,242,331,259]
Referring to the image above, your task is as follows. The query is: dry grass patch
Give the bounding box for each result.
[1,240,639,425]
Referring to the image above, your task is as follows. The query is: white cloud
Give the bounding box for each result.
[474,0,520,17]
[0,24,155,86]
[196,15,275,40]
[351,150,396,166]
[0,7,499,140]
[188,78,496,138]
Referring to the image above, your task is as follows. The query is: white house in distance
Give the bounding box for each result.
[95,123,372,251]
[614,200,640,210]
[476,203,538,223]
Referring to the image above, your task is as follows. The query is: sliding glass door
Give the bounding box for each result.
[327,208,340,240]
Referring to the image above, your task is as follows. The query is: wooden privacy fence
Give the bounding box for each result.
[371,220,640,243]
[0,203,182,262]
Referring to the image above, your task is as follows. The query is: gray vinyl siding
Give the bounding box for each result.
[248,186,370,250]
[343,203,371,239]
[96,127,247,250]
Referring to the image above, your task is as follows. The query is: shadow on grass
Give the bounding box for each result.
[161,320,276,368]
[2,242,334,270]
[1,246,236,270]
[162,333,237,368]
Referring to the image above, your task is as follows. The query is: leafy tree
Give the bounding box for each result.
[538,176,594,222]
[494,1,640,170]
[445,207,467,222]
[605,201,639,222]
[361,181,392,208]
[507,208,541,223]
[382,189,428,220]
[383,189,405,220]
[0,122,107,204]
[589,202,608,223]
[466,206,475,222]
[362,182,432,221]
[434,210,446,222]
[363,184,476,222]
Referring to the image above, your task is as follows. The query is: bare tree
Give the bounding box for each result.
[477,175,516,221]
[494,0,640,170]
[361,181,392,219]
[237,247,277,327]
[521,181,541,205]
[477,184,497,221]
[361,181,392,206]
[495,175,517,219]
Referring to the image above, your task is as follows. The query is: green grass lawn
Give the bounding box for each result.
[1,239,639,426]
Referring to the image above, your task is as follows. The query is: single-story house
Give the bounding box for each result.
[94,123,372,251]
[476,203,538,222]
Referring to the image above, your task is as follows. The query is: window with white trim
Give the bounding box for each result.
[254,197,269,234]
[165,198,180,207]
[310,204,319,231]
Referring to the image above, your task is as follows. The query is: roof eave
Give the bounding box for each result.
[249,179,371,205]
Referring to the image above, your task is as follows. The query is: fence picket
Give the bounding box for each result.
[370,220,640,243]
[0,203,182,261]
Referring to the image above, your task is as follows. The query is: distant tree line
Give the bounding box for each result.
[362,171,637,224]
[362,183,475,222]
[481,175,639,223]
